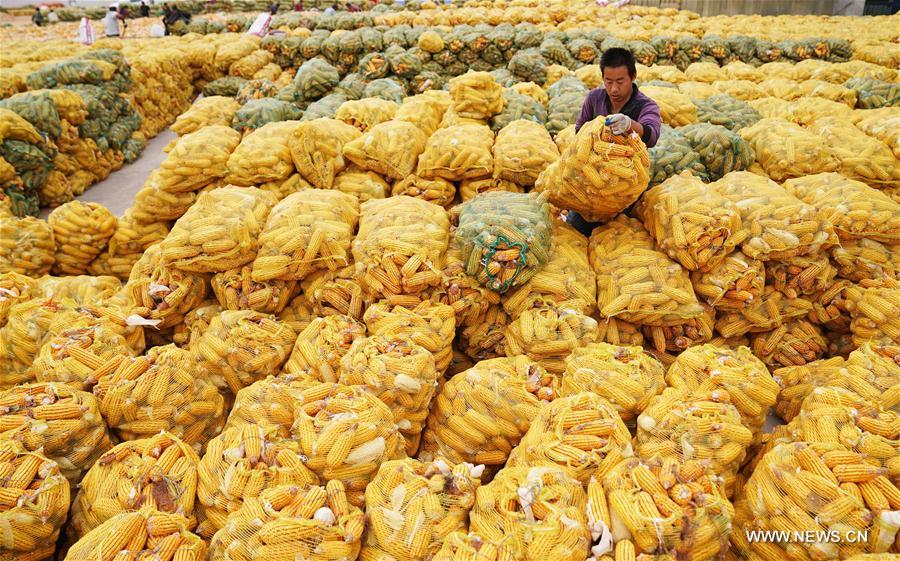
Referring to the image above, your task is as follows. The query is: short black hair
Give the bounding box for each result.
[600,48,637,79]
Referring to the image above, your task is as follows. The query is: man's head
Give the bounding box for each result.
[601,47,637,106]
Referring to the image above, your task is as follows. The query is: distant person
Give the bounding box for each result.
[348,1,359,10]
[324,3,336,14]
[104,6,126,37]
[48,9,59,23]
[32,7,44,27]
[293,1,302,10]
[140,1,150,17]
[162,3,179,34]
[269,1,278,13]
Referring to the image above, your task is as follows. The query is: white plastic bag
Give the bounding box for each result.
[246,13,271,37]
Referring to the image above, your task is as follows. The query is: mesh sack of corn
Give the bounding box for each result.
[361,458,482,561]
[665,344,779,441]
[0,92,61,139]
[0,382,111,484]
[636,387,752,496]
[458,177,522,202]
[588,215,705,326]
[231,99,302,134]
[831,238,900,282]
[852,108,900,160]
[420,355,555,467]
[70,431,199,539]
[749,318,828,369]
[457,303,511,362]
[827,342,900,414]
[342,120,427,180]
[292,58,340,101]
[300,265,374,321]
[677,81,719,101]
[160,187,278,273]
[364,299,455,374]
[603,456,733,561]
[807,278,856,333]
[595,317,645,348]
[194,310,295,396]
[537,117,649,223]
[508,48,548,85]
[351,196,449,299]
[171,96,241,136]
[391,174,456,209]
[430,532,504,561]
[844,77,900,110]
[195,424,319,538]
[210,265,298,314]
[173,300,223,350]
[131,171,198,224]
[224,375,317,439]
[417,124,494,182]
[740,118,841,182]
[226,120,299,186]
[334,98,399,133]
[771,355,847,422]
[636,171,743,272]
[488,90,548,133]
[425,244,501,329]
[287,117,360,190]
[338,334,437,454]
[234,79,279,105]
[395,95,448,138]
[715,285,814,339]
[785,96,855,127]
[158,126,241,193]
[48,201,116,276]
[694,94,760,132]
[807,117,900,189]
[290,381,405,507]
[0,297,72,384]
[438,106,487,130]
[732,442,900,561]
[449,71,504,120]
[711,79,767,102]
[0,439,70,559]
[209,481,365,561]
[647,125,708,187]
[0,272,36,328]
[251,189,359,282]
[503,308,598,375]
[690,251,765,311]
[502,218,596,319]
[0,216,55,277]
[282,313,366,382]
[506,392,632,484]
[710,171,838,261]
[679,123,755,181]
[640,302,716,357]
[492,119,559,187]
[363,79,406,105]
[639,86,697,127]
[469,466,589,561]
[510,82,549,107]
[65,507,207,561]
[276,293,315,335]
[848,285,900,347]
[795,79,858,107]
[94,344,225,451]
[545,91,587,137]
[684,61,728,83]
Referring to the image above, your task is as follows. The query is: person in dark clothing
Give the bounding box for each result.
[162,3,177,34]
[270,2,278,14]
[140,2,150,17]
[565,47,662,237]
[32,8,45,27]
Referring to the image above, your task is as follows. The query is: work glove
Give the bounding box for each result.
[605,113,632,135]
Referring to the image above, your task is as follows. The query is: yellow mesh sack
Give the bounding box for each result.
[48,201,116,275]
[503,308,598,374]
[786,96,855,127]
[710,79,766,101]
[338,334,437,454]
[806,278,854,331]
[224,375,316,439]
[171,96,241,136]
[70,431,199,539]
[710,171,838,261]
[798,79,858,106]
[361,459,482,561]
[749,318,828,369]
[210,266,298,314]
[94,344,225,452]
[196,424,319,538]
[685,62,728,83]
[277,294,316,335]
[335,98,400,133]
[0,298,72,386]
[492,120,560,187]
[0,216,55,277]
[595,317,645,347]
[603,457,733,561]
[589,215,704,326]
[417,124,495,181]
[209,482,365,561]
[641,304,715,355]
[636,387,752,497]
[506,392,632,484]
[352,196,449,299]
[0,439,69,560]
[226,121,299,186]
[287,118,361,189]
[853,107,900,160]
[459,176,522,202]
[131,171,199,224]
[690,252,765,311]
[677,81,718,100]
[300,265,373,320]
[420,355,555,467]
[194,310,295,396]
[715,286,814,338]
[395,95,447,137]
[333,166,389,202]
[469,466,588,561]
[432,532,503,561]
[449,71,504,120]
[0,272,36,328]
[641,86,698,126]
[536,118,650,223]
[832,238,900,283]
[64,508,207,561]
[732,442,900,561]
[665,344,779,441]
[740,118,841,182]
[758,78,803,100]
[636,171,744,272]
[772,355,848,422]
[543,65,572,87]
[107,209,170,259]
[0,107,41,143]
[291,382,405,506]
[391,174,457,208]
[748,95,792,120]
[0,382,111,484]
[158,126,242,194]
[363,299,456,373]
[342,120,428,180]
[836,343,900,412]
[848,285,900,346]
[172,300,221,350]
[426,244,501,329]
[722,61,764,82]
[160,187,278,273]
[808,119,900,189]
[125,244,209,330]
[503,218,595,319]
[282,315,367,382]
[766,253,837,299]
[553,123,576,154]
[560,341,665,425]
[38,168,73,208]
[229,49,273,79]
[574,65,602,88]
[458,304,509,361]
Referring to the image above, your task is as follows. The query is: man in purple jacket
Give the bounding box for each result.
[566,47,662,236]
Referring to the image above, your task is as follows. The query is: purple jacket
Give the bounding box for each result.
[574,85,661,148]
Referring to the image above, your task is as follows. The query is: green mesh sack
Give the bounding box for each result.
[339,29,363,54]
[628,40,657,66]
[489,25,515,52]
[405,26,425,46]
[727,36,759,63]
[755,40,783,63]
[0,92,62,139]
[293,59,340,101]
[300,93,348,121]
[651,36,679,61]
[0,140,52,173]
[433,49,457,67]
[185,18,208,34]
[232,98,302,133]
[513,23,542,49]
[409,71,444,94]
[601,36,628,52]
[677,36,703,62]
[445,62,468,79]
[648,125,708,186]
[336,73,367,100]
[680,123,755,181]
[20,166,50,194]
[26,60,112,90]
[457,48,479,66]
[508,48,547,84]
[321,33,342,63]
[843,77,900,109]
[123,136,146,164]
[541,38,577,70]
[490,90,548,132]
[546,91,586,136]
[481,44,505,67]
[568,38,599,65]
[383,25,410,48]
[301,30,329,59]
[225,15,249,32]
[780,40,813,61]
[203,76,248,97]
[642,80,677,88]
[235,79,280,105]
[695,94,761,131]
[547,76,588,99]
[2,180,39,217]
[488,69,516,88]
[387,48,422,79]
[363,78,405,104]
[360,27,383,52]
[701,35,730,60]
[107,122,136,151]
[359,52,389,80]
[826,39,852,62]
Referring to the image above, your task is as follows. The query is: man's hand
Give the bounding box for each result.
[606,113,632,135]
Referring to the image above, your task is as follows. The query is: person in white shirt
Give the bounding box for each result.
[48,9,59,23]
[104,6,125,37]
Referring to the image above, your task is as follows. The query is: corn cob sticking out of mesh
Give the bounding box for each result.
[642,303,715,355]
[70,431,200,540]
[0,439,70,561]
[772,356,847,422]
[363,299,456,374]
[749,318,828,369]
[210,266,299,315]
[282,314,367,383]
[64,507,207,561]
[503,307,598,374]
[362,458,483,561]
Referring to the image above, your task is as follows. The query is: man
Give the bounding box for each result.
[32,7,44,27]
[140,1,150,17]
[269,2,278,14]
[48,8,59,23]
[104,6,126,37]
[567,47,661,236]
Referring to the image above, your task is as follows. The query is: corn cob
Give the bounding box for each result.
[772,356,847,422]
[344,120,429,180]
[335,98,399,133]
[432,532,503,561]
[282,314,367,383]
[493,119,559,187]
[210,266,299,314]
[172,300,222,349]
